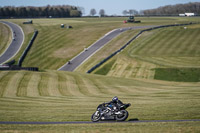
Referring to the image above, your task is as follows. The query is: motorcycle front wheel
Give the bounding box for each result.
[115,110,129,121]
[91,111,101,122]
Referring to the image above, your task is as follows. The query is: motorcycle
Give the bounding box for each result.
[91,102,131,122]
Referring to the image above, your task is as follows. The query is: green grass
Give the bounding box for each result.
[128,24,200,68]
[0,23,11,56]
[93,21,200,79]
[154,68,200,82]
[3,17,200,70]
[94,59,116,75]
[3,18,142,70]
[0,70,199,122]
[76,29,141,73]
[130,27,200,57]
[1,17,200,132]
[0,122,200,133]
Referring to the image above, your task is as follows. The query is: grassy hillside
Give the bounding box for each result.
[0,23,11,56]
[1,121,200,133]
[4,18,142,70]
[3,17,199,70]
[76,29,141,72]
[0,70,199,122]
[0,17,200,132]
[93,23,200,80]
[129,25,200,67]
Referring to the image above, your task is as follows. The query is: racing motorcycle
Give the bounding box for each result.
[91,102,131,122]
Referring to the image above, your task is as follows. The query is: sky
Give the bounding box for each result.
[0,0,199,15]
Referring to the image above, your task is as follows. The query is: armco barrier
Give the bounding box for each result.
[5,60,15,66]
[18,30,38,66]
[0,65,38,71]
[87,22,197,73]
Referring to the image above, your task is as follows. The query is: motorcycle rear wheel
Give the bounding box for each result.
[91,111,101,122]
[115,110,129,121]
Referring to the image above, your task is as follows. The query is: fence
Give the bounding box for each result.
[87,22,197,73]
[18,30,38,66]
[0,65,38,71]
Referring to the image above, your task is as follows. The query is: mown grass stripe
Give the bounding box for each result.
[74,75,92,96]
[38,73,50,96]
[139,30,169,55]
[17,72,32,97]
[47,72,61,96]
[23,32,67,66]
[172,29,190,55]
[94,79,122,95]
[0,71,11,97]
[33,31,67,54]
[65,75,85,97]
[3,72,25,97]
[171,30,189,56]
[80,77,102,96]
[27,72,41,97]
[184,29,200,56]
[88,78,111,95]
[155,30,180,56]
[0,71,9,80]
[57,73,72,96]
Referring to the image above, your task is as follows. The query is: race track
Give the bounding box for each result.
[0,119,199,125]
[0,21,24,64]
[58,25,157,71]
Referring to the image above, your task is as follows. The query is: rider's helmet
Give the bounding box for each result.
[112,96,118,102]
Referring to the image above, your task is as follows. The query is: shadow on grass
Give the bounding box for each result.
[128,118,139,121]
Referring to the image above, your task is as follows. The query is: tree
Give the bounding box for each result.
[142,2,200,15]
[78,7,85,16]
[129,9,139,15]
[0,5,82,18]
[122,10,129,16]
[123,9,139,16]
[99,9,105,17]
[70,10,81,17]
[90,8,96,16]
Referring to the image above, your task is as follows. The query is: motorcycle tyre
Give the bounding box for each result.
[115,110,129,121]
[91,111,101,122]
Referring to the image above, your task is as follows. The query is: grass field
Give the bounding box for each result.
[0,17,200,132]
[0,70,199,132]
[4,18,142,69]
[0,121,200,133]
[2,17,199,70]
[0,23,11,56]
[92,22,200,81]
[0,70,199,122]
[154,68,200,82]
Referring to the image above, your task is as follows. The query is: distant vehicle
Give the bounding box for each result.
[0,64,9,68]
[23,20,33,24]
[179,13,195,17]
[91,101,131,122]
[61,24,65,28]
[124,16,141,23]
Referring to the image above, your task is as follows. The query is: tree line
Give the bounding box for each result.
[142,2,200,15]
[0,5,82,18]
[89,9,106,17]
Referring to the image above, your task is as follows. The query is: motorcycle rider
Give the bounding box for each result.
[105,96,124,111]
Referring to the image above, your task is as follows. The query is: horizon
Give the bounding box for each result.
[0,0,199,15]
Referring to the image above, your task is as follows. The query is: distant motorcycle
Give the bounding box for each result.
[91,102,131,122]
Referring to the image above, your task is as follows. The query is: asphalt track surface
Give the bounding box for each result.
[0,21,24,64]
[58,25,157,71]
[0,119,199,125]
